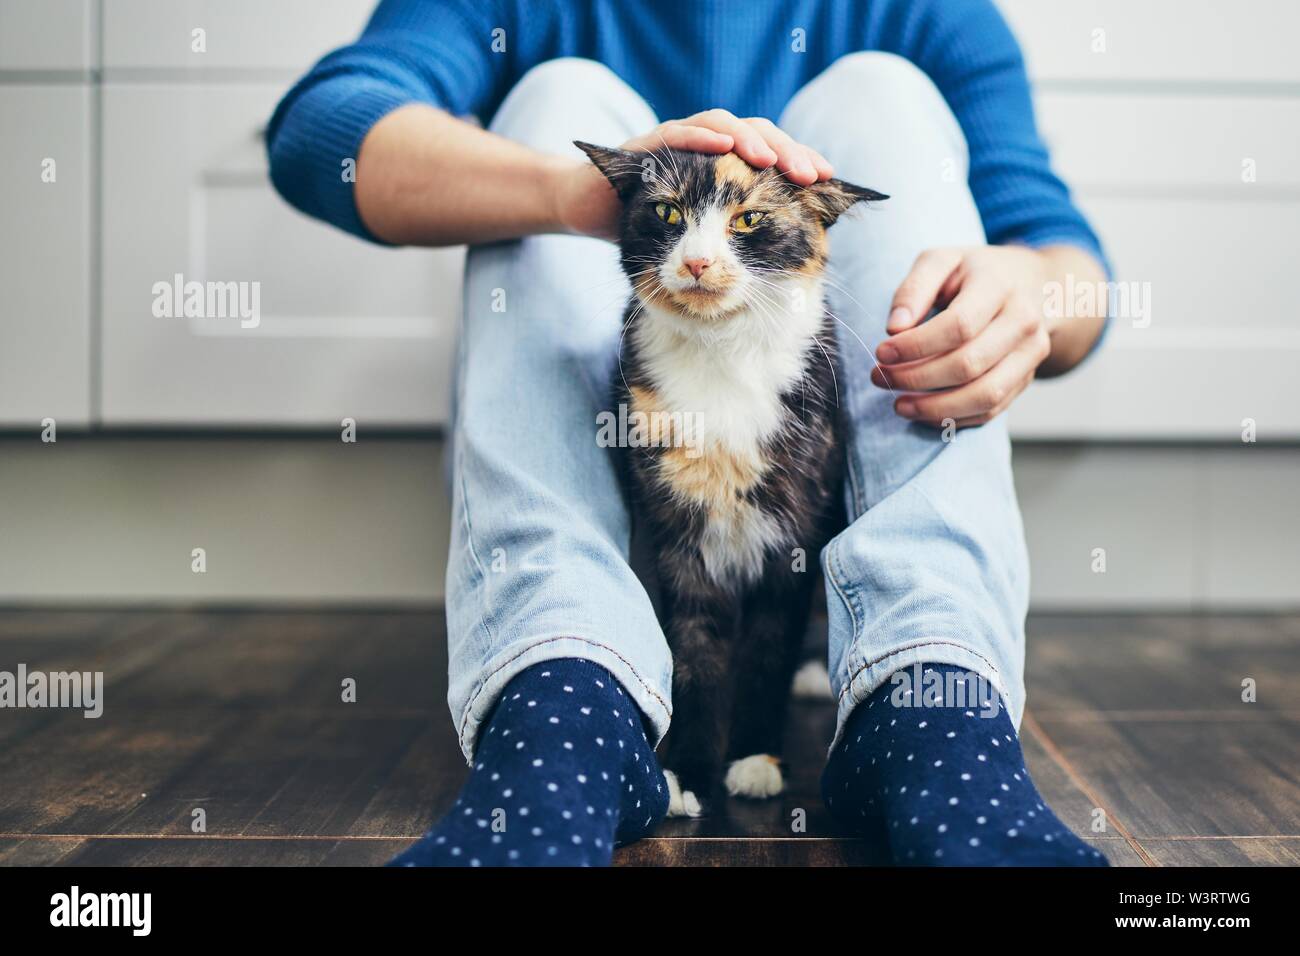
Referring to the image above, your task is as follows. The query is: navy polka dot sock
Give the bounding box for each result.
[389,658,668,867]
[822,663,1108,866]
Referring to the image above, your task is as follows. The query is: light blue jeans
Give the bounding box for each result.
[447,54,1029,763]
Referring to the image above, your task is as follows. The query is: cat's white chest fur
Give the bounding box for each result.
[632,278,825,583]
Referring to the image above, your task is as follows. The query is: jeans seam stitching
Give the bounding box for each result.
[457,634,672,757]
[455,451,489,583]
[452,441,502,677]
[835,639,1003,708]
[845,440,868,517]
[824,538,862,673]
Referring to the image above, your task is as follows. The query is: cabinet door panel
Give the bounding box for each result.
[101,84,459,426]
[0,0,94,71]
[1008,90,1299,438]
[0,86,92,427]
[997,0,1300,83]
[102,0,373,71]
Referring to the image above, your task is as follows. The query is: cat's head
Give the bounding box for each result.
[576,141,886,322]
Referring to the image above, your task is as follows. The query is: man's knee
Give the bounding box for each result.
[818,53,945,106]
[464,234,624,371]
[491,57,653,147]
[508,58,627,108]
[784,52,967,166]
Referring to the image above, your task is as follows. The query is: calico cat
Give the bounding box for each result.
[577,140,886,816]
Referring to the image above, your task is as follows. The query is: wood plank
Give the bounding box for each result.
[1026,614,1299,718]
[615,836,883,867]
[0,836,87,866]
[1020,718,1126,843]
[2,611,1295,866]
[1031,716,1300,838]
[1079,838,1146,868]
[0,610,454,839]
[1141,837,1300,866]
[52,836,404,867]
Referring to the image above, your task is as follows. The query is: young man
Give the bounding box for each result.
[268,0,1109,866]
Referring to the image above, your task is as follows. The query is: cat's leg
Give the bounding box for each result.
[396,60,674,867]
[724,560,817,800]
[779,54,1104,865]
[660,575,737,816]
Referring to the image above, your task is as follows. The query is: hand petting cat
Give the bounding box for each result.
[555,108,833,241]
[872,243,1106,428]
[554,108,1107,425]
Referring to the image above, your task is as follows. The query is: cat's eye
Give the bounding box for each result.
[654,202,682,225]
[732,210,767,233]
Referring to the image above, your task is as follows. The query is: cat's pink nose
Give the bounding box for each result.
[684,257,712,279]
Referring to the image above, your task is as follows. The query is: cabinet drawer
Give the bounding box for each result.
[1009,194,1300,440]
[1008,89,1300,440]
[1037,93,1300,189]
[103,0,374,71]
[101,84,459,426]
[0,0,94,71]
[0,86,92,427]
[997,0,1300,83]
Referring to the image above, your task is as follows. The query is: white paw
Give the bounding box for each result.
[725,754,785,799]
[790,659,834,700]
[663,769,702,818]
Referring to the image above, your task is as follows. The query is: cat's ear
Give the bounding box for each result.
[803,178,888,226]
[574,141,648,199]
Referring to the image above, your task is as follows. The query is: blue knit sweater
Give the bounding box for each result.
[267,0,1103,265]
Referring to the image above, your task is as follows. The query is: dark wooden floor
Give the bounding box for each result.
[0,610,1295,866]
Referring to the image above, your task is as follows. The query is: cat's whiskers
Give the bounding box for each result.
[809,331,840,409]
[597,140,691,197]
[747,265,898,398]
[739,281,820,415]
[738,278,839,412]
[650,137,684,191]
[816,269,901,398]
[618,273,674,396]
[582,266,658,333]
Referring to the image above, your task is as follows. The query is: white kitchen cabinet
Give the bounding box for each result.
[992,0,1300,439]
[997,0,1300,84]
[0,0,95,71]
[1035,94,1300,192]
[0,85,93,427]
[100,83,460,426]
[102,0,374,71]
[1009,93,1300,439]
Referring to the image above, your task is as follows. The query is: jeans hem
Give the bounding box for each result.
[829,639,1018,756]
[456,634,672,764]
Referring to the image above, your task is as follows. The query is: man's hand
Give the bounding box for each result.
[872,244,1107,427]
[554,109,834,241]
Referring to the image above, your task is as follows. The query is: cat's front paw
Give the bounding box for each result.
[725,754,785,799]
[790,659,834,700]
[663,769,703,818]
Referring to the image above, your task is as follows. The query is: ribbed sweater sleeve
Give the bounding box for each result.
[901,0,1108,272]
[265,0,507,242]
